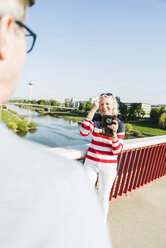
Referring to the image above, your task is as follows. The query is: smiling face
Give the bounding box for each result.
[99,96,113,116]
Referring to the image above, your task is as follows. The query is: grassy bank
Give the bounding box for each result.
[128,120,166,136]
[47,111,166,136]
[48,111,87,123]
[1,109,37,132]
[17,105,166,136]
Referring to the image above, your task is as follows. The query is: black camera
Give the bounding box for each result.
[100,115,117,137]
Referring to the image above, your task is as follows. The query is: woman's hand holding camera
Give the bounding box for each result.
[108,120,118,141]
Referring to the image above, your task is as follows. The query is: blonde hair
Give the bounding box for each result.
[99,94,119,116]
[0,0,30,21]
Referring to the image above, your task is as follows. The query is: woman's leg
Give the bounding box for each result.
[98,164,117,222]
[84,164,98,190]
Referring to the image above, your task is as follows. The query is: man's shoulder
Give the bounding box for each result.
[0,126,77,173]
[0,127,112,248]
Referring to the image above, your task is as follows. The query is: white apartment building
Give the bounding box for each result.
[69,98,81,108]
[124,102,152,118]
[141,103,152,117]
[69,97,94,109]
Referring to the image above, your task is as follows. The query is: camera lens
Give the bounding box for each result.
[106,118,112,124]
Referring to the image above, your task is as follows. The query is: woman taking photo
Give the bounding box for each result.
[80,93,125,222]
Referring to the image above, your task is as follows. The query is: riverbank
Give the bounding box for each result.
[11,104,166,136]
[1,109,37,132]
[108,176,166,248]
[43,111,86,124]
[128,119,166,136]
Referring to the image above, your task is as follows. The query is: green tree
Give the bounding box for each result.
[150,108,160,124]
[159,113,166,129]
[31,100,37,104]
[56,102,61,107]
[49,100,57,106]
[116,96,120,104]
[79,102,85,111]
[116,97,128,119]
[85,101,92,111]
[160,107,166,115]
[65,102,69,107]
[129,103,142,119]
[141,109,146,118]
[119,102,128,118]
[64,98,70,107]
[37,99,48,105]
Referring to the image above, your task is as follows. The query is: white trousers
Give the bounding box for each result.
[84,163,117,222]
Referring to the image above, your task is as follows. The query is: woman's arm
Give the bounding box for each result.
[86,100,99,120]
[80,100,99,137]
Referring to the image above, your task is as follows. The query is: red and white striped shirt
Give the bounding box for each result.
[80,118,125,166]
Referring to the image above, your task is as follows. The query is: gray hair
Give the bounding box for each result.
[99,94,119,116]
[0,0,35,21]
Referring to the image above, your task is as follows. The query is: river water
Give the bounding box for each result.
[7,105,137,148]
[7,105,92,148]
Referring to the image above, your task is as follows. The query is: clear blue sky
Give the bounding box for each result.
[13,0,166,105]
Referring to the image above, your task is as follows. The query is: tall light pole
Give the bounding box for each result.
[28,75,34,123]
[29,72,34,101]
[29,82,33,101]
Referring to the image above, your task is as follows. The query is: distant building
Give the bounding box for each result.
[151,104,166,109]
[124,103,132,110]
[89,97,97,103]
[69,98,81,108]
[124,102,152,118]
[68,97,96,109]
[141,103,151,117]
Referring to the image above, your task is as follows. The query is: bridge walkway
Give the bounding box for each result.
[108,176,166,248]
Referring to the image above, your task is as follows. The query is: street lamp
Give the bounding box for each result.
[28,75,34,123]
[29,81,34,101]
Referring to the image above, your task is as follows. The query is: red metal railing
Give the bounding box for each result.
[109,143,166,202]
[49,136,166,202]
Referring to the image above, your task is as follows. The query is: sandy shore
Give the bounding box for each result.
[107,176,166,248]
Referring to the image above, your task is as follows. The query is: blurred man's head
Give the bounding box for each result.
[0,0,35,104]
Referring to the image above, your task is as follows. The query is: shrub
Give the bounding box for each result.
[19,115,25,120]
[125,123,133,132]
[159,113,166,129]
[28,122,37,129]
[9,110,18,115]
[7,121,18,130]
[17,121,28,132]
[133,130,144,137]
[40,108,45,113]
